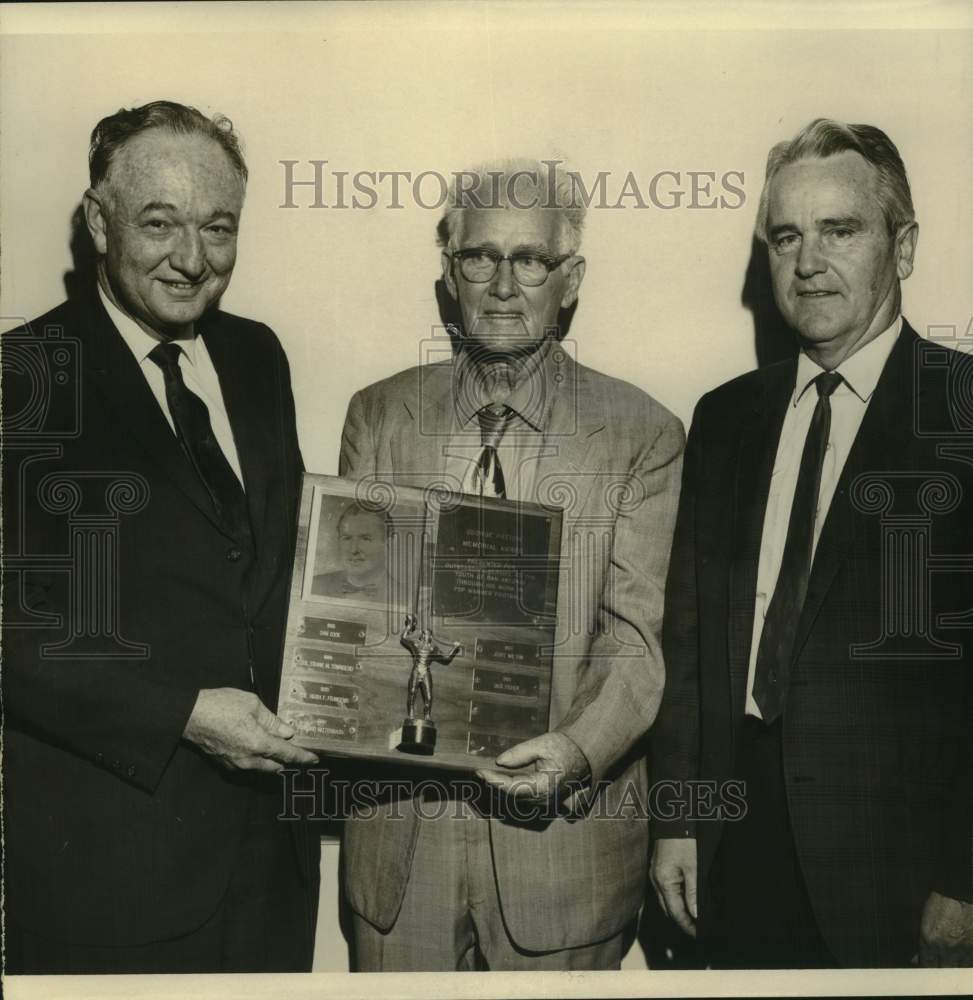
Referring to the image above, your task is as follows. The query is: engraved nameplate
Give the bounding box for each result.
[469,700,542,732]
[473,668,539,700]
[299,616,367,644]
[294,646,361,674]
[286,710,358,741]
[475,638,546,669]
[289,679,360,711]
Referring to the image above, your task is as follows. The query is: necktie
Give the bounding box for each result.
[148,342,250,538]
[473,404,513,499]
[753,370,843,722]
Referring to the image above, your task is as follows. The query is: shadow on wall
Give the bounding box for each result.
[742,235,797,369]
[64,204,98,303]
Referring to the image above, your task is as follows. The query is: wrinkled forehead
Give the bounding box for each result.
[458,205,562,251]
[767,151,884,223]
[105,129,245,210]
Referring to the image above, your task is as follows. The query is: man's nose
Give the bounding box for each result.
[795,237,827,279]
[168,228,206,279]
[488,258,520,300]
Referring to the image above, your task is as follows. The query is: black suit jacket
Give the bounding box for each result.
[2,289,317,946]
[652,323,973,967]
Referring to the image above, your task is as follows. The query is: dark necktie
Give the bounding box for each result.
[474,404,513,499]
[148,342,250,538]
[753,370,843,722]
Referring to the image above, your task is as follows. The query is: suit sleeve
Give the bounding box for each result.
[649,399,705,838]
[934,673,973,903]
[933,524,973,902]
[556,411,685,787]
[0,350,199,793]
[339,388,377,478]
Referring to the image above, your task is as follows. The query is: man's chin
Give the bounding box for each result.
[145,300,215,335]
[463,333,546,359]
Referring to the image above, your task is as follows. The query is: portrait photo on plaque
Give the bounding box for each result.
[301,484,414,611]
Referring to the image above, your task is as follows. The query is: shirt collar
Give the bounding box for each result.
[97,282,199,367]
[453,339,557,431]
[793,315,902,406]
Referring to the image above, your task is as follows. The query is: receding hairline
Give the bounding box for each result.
[764,150,891,225]
[94,127,247,211]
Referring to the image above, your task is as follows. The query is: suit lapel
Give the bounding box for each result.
[391,363,452,485]
[81,292,228,535]
[792,326,917,656]
[532,357,604,513]
[727,361,795,719]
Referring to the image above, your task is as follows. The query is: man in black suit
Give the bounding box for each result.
[650,119,973,967]
[2,101,320,973]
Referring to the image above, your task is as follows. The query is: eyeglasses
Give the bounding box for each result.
[450,248,571,287]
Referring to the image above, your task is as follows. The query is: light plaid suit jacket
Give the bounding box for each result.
[338,352,684,951]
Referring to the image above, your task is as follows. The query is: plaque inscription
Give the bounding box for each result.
[473,668,540,700]
[299,616,367,644]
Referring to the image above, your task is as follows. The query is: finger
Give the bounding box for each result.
[255,703,297,739]
[685,862,699,920]
[477,769,544,798]
[233,755,288,774]
[649,869,671,920]
[661,883,696,938]
[495,739,544,769]
[259,735,319,765]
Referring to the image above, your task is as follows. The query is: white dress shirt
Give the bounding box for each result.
[98,285,245,486]
[745,316,902,718]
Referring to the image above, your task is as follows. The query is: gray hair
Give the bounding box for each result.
[437,158,586,256]
[755,118,914,242]
[89,100,247,195]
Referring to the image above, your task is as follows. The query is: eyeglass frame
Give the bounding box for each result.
[447,247,575,287]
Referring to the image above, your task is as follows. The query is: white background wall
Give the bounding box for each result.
[2,0,971,980]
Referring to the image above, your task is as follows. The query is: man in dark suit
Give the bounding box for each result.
[650,118,973,968]
[339,160,684,970]
[2,100,320,973]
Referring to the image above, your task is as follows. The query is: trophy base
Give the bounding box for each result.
[399,718,437,755]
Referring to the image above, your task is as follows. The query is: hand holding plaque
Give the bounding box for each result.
[398,614,462,755]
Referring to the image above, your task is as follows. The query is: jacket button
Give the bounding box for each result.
[95,752,104,764]
[112,759,122,771]
[127,764,137,778]
[227,548,242,562]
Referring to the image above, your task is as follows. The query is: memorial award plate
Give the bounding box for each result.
[277,474,561,771]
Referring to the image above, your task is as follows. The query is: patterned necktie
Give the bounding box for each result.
[148,342,250,538]
[473,404,513,499]
[753,370,843,722]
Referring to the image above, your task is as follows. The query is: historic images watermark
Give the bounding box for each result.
[278,768,748,824]
[846,319,973,661]
[2,316,152,659]
[279,158,747,211]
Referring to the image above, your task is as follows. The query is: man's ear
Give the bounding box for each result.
[82,188,109,256]
[441,251,458,300]
[895,221,919,281]
[560,256,586,309]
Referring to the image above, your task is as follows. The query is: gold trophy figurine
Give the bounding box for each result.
[398,614,462,755]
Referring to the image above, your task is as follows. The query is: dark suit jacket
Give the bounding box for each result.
[652,322,973,967]
[1,289,318,947]
[339,354,685,951]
